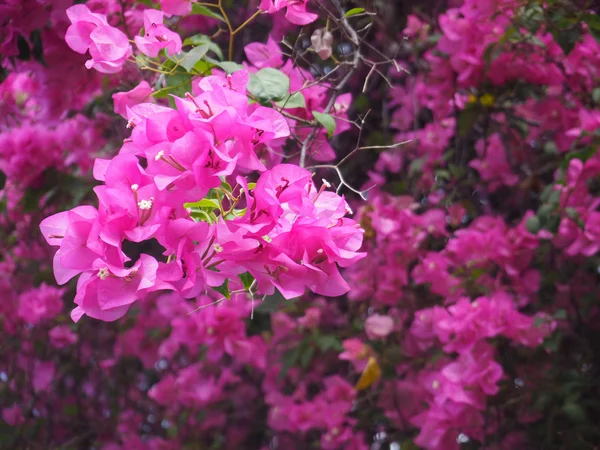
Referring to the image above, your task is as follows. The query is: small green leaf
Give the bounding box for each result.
[257,291,287,313]
[30,29,45,65]
[238,272,255,291]
[553,309,567,320]
[220,179,233,192]
[565,207,579,220]
[191,4,225,21]
[409,157,425,176]
[247,68,290,103]
[543,141,558,155]
[312,111,336,138]
[166,425,178,438]
[529,35,546,47]
[156,72,192,99]
[525,216,541,233]
[17,34,30,60]
[583,13,600,32]
[300,346,315,369]
[279,348,300,379]
[457,107,479,137]
[275,92,306,109]
[563,402,587,423]
[183,34,223,60]
[344,7,365,17]
[171,44,210,72]
[213,279,230,299]
[0,170,6,190]
[184,198,221,210]
[316,335,342,351]
[189,208,214,223]
[216,61,246,74]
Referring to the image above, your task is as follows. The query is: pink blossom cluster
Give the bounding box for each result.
[40,67,364,322]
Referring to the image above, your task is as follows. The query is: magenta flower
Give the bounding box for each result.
[134,9,182,58]
[159,0,192,16]
[259,0,318,26]
[245,37,284,69]
[65,5,131,73]
[112,81,154,119]
[365,314,394,340]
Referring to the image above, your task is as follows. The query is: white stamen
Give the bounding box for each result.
[322,178,332,188]
[432,380,440,389]
[154,150,165,161]
[98,267,110,280]
[138,199,153,210]
[131,184,139,192]
[213,243,223,253]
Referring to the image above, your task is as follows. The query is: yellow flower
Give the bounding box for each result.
[480,93,495,107]
[355,356,381,391]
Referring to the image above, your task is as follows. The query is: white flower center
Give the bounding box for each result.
[98,267,110,280]
[138,199,153,210]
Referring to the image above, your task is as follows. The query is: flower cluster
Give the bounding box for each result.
[40,66,363,322]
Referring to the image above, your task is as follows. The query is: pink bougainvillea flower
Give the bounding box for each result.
[64,5,131,74]
[70,254,159,323]
[365,314,394,340]
[159,0,193,16]
[134,9,182,58]
[245,37,284,69]
[112,81,154,119]
[259,0,318,25]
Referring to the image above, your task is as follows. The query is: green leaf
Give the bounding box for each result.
[300,346,315,369]
[257,291,287,313]
[457,107,479,137]
[184,198,221,210]
[279,347,300,379]
[30,29,45,65]
[525,216,541,233]
[553,309,568,320]
[238,272,255,291]
[191,4,225,21]
[189,208,214,223]
[563,402,587,423]
[483,43,501,66]
[247,68,290,103]
[583,13,600,32]
[316,335,342,351]
[275,92,306,109]
[16,34,30,60]
[183,34,223,60]
[593,88,600,105]
[155,72,192,99]
[216,61,246,74]
[345,7,365,17]
[543,141,559,155]
[0,170,6,190]
[213,279,230,299]
[220,179,233,192]
[166,425,178,438]
[529,35,546,48]
[171,44,209,72]
[565,207,579,220]
[409,157,425,176]
[312,111,336,138]
[62,404,79,416]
